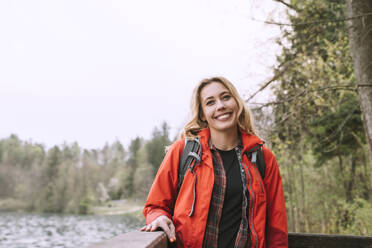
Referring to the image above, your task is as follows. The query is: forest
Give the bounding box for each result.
[0,123,171,215]
[1,0,372,236]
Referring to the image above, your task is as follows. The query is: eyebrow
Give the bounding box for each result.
[203,90,230,102]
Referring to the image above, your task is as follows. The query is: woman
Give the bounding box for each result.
[142,77,288,248]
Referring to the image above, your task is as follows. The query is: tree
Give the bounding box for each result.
[119,137,143,198]
[145,122,171,175]
[307,93,365,202]
[259,0,372,233]
[133,146,154,199]
[346,0,372,174]
[38,146,63,212]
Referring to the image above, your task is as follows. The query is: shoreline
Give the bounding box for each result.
[0,198,145,219]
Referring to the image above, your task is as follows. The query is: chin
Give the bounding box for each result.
[212,123,237,133]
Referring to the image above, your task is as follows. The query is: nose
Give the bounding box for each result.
[215,99,225,110]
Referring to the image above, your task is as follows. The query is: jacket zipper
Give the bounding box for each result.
[252,162,265,194]
[241,156,259,248]
[236,149,251,246]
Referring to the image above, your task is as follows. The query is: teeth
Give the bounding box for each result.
[215,113,230,120]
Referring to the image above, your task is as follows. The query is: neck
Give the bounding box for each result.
[210,127,239,150]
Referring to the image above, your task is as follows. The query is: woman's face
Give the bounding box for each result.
[200,82,239,134]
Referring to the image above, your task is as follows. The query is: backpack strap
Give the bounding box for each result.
[177,138,201,193]
[247,144,266,179]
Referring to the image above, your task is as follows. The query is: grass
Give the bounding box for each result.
[90,198,145,216]
[0,198,28,211]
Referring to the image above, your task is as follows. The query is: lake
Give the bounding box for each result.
[0,211,143,248]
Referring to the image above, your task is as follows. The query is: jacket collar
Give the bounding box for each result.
[198,127,263,153]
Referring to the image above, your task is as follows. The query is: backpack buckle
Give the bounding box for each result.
[251,151,257,164]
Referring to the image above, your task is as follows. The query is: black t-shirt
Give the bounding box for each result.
[216,148,243,248]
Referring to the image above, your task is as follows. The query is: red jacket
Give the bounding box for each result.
[143,128,288,247]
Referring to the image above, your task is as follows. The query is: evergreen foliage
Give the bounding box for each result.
[260,0,372,235]
[145,122,171,175]
[0,122,172,214]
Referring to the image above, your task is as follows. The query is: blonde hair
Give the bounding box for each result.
[182,76,256,139]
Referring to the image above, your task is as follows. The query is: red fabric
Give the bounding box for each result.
[143,128,288,248]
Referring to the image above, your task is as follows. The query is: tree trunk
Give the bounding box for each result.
[346,0,372,176]
[297,146,306,232]
[346,154,356,203]
[338,155,347,190]
[286,162,296,232]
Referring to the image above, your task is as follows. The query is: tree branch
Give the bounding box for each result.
[250,85,357,111]
[245,59,295,103]
[273,0,299,11]
[251,12,372,27]
[321,104,360,144]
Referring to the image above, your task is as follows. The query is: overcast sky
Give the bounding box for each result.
[0,0,285,149]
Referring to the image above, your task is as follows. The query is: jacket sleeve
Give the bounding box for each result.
[262,147,288,248]
[143,139,184,224]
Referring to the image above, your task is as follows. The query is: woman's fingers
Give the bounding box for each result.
[140,224,152,232]
[168,221,176,242]
[140,216,176,242]
[158,220,175,242]
[150,222,160,231]
[146,224,153,231]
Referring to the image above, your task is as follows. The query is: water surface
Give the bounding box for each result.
[0,211,143,248]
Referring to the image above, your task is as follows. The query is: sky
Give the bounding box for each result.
[0,0,285,149]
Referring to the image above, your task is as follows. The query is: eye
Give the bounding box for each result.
[222,94,231,100]
[206,99,215,106]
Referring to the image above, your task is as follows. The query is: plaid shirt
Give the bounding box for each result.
[203,138,250,248]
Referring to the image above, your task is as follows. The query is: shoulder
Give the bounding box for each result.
[262,145,275,158]
[261,145,278,167]
[260,145,283,183]
[154,139,186,178]
[161,139,186,165]
[167,139,185,154]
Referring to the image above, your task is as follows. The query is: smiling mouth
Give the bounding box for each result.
[214,112,232,121]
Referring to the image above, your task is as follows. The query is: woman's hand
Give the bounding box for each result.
[140,215,176,242]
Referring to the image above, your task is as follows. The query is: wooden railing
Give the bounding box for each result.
[289,232,372,248]
[86,231,167,248]
[87,231,372,248]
